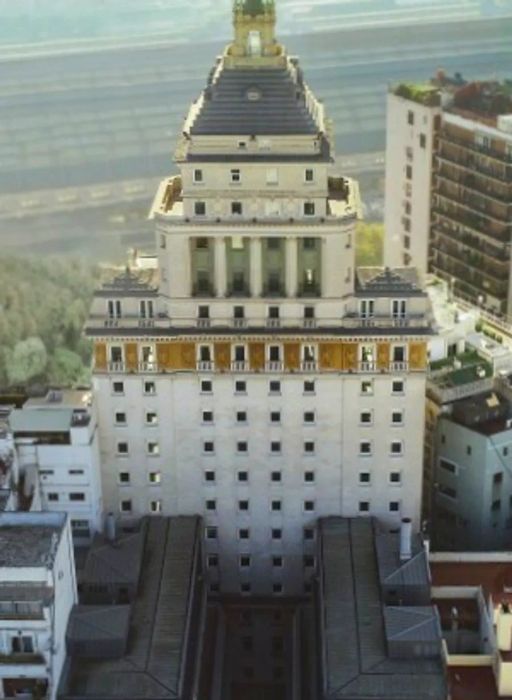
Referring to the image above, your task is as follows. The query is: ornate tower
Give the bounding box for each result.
[87,0,431,597]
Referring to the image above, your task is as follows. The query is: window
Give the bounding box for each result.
[361,380,374,395]
[237,441,248,453]
[271,471,282,483]
[406,165,413,180]
[11,635,34,654]
[202,410,214,423]
[48,493,59,502]
[504,447,509,457]
[240,555,251,567]
[273,583,283,595]
[405,201,412,215]
[241,583,251,594]
[271,441,281,454]
[304,411,315,424]
[391,441,403,456]
[206,499,216,511]
[271,500,282,512]
[69,469,84,476]
[239,500,249,512]
[150,500,162,513]
[268,305,280,319]
[420,133,427,149]
[234,305,245,320]
[304,202,315,216]
[193,169,203,183]
[149,471,161,485]
[204,470,216,483]
[230,168,241,183]
[239,528,250,540]
[144,381,156,395]
[439,459,456,474]
[110,345,123,364]
[359,441,372,456]
[272,556,283,567]
[270,411,281,424]
[407,110,414,126]
[491,499,501,512]
[392,345,406,363]
[266,168,278,185]
[304,500,315,512]
[360,411,372,425]
[304,471,315,483]
[303,555,315,568]
[494,472,504,485]
[304,380,315,394]
[238,471,248,482]
[390,471,402,485]
[233,345,246,363]
[392,379,405,394]
[107,300,122,319]
[236,411,247,423]
[304,527,315,541]
[269,345,281,362]
[359,472,371,485]
[360,299,375,319]
[238,140,247,149]
[467,446,472,456]
[119,472,130,485]
[117,441,129,456]
[204,441,215,454]
[231,201,243,215]
[235,380,247,394]
[389,501,400,512]
[359,501,370,513]
[269,380,281,394]
[139,300,154,319]
[305,169,314,182]
[304,305,315,320]
[112,381,124,395]
[194,201,206,216]
[207,554,218,568]
[439,484,457,499]
[147,441,160,456]
[201,379,213,394]
[392,411,403,425]
[206,526,217,539]
[272,528,282,540]
[146,411,158,426]
[304,441,315,454]
[115,412,126,425]
[120,499,132,513]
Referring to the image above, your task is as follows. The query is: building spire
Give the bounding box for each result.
[231,0,280,63]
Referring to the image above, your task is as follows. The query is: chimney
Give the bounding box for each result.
[497,602,512,652]
[105,512,116,543]
[400,518,412,562]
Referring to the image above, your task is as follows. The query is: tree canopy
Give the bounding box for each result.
[0,257,100,390]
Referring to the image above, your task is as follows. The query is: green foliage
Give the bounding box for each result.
[0,257,99,390]
[356,222,384,267]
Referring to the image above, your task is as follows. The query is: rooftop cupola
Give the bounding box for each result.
[229,0,283,66]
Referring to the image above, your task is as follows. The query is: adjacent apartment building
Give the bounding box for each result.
[86,0,433,596]
[0,511,77,700]
[384,76,512,318]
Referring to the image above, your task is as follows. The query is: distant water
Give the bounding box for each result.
[1,0,511,46]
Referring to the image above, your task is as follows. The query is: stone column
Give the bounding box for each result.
[250,237,263,297]
[285,237,298,297]
[214,236,227,298]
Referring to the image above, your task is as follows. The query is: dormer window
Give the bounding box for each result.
[108,300,122,319]
[140,300,154,319]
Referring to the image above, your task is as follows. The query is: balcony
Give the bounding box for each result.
[226,283,250,298]
[266,362,284,372]
[107,362,125,373]
[432,219,509,261]
[197,318,211,329]
[233,318,247,329]
[436,165,511,205]
[197,361,214,372]
[300,361,318,372]
[435,186,511,226]
[432,205,510,244]
[441,130,512,165]
[231,361,249,372]
[138,362,157,373]
[262,284,286,298]
[390,361,408,372]
[359,362,376,372]
[266,319,281,329]
[297,282,321,298]
[437,147,512,184]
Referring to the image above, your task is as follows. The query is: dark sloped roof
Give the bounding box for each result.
[356,267,424,297]
[190,64,319,136]
[384,606,441,644]
[67,605,131,644]
[376,533,430,588]
[82,529,145,587]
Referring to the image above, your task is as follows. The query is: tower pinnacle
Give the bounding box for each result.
[230,0,280,63]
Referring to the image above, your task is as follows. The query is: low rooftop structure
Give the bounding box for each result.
[449,390,512,436]
[60,516,205,700]
[0,511,66,567]
[316,517,446,699]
